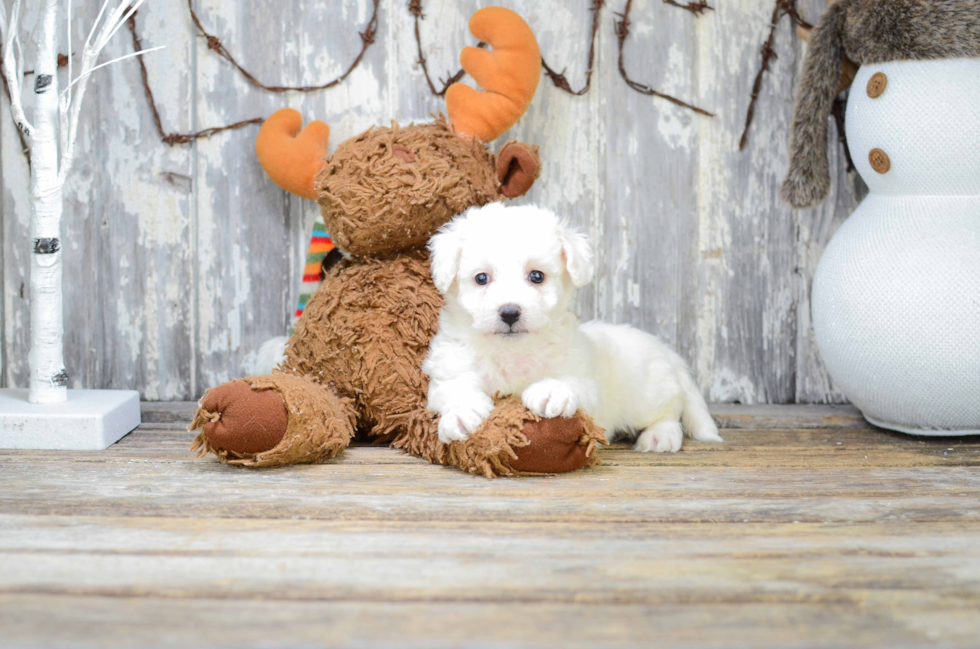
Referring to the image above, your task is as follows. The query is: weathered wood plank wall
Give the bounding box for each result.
[0,0,864,402]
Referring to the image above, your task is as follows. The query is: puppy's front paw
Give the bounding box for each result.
[522,379,579,419]
[437,394,494,444]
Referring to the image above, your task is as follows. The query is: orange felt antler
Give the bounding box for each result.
[446,7,541,143]
[255,108,330,200]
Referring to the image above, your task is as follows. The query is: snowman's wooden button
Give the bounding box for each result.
[867,72,887,98]
[869,148,891,174]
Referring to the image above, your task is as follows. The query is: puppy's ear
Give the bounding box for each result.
[558,223,594,287]
[428,221,465,294]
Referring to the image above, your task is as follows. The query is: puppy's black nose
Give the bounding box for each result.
[499,304,521,326]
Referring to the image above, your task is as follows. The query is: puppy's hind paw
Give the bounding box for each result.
[522,379,579,419]
[635,422,683,453]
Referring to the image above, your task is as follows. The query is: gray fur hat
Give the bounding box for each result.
[782,0,980,209]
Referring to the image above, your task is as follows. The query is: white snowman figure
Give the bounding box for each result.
[782,0,980,435]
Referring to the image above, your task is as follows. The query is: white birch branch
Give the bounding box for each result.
[60,0,158,183]
[65,0,71,110]
[27,0,67,403]
[2,0,162,402]
[1,0,34,139]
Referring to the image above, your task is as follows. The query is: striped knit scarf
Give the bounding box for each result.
[292,215,335,331]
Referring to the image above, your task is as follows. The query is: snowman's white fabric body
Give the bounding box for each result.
[811,59,980,434]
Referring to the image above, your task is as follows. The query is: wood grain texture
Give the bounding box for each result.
[192,0,389,393]
[1,2,195,398]
[1,1,866,403]
[697,0,796,404]
[4,595,976,649]
[138,400,868,427]
[1,414,980,647]
[0,0,34,390]
[597,0,700,363]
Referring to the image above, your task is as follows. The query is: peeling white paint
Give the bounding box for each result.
[627,280,641,308]
[0,0,857,403]
[709,367,759,404]
[656,43,696,151]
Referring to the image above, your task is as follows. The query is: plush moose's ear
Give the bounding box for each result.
[255,108,330,200]
[558,222,594,288]
[497,141,541,198]
[428,221,465,294]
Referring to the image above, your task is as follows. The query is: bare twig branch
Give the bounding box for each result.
[738,0,862,158]
[60,0,155,183]
[1,0,34,138]
[126,10,261,145]
[123,0,382,145]
[187,0,379,93]
[0,2,31,162]
[780,0,812,29]
[62,45,164,96]
[739,0,784,150]
[739,0,854,171]
[662,0,714,16]
[615,0,714,117]
[541,0,605,95]
[3,0,722,160]
[408,0,484,97]
[0,47,31,164]
[67,0,72,108]
[412,0,605,97]
[739,0,820,151]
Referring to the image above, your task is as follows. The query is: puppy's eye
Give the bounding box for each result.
[528,270,545,284]
[475,273,490,285]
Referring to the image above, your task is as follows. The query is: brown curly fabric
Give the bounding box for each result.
[446,396,606,477]
[281,254,442,439]
[191,373,355,467]
[192,112,604,477]
[316,117,500,257]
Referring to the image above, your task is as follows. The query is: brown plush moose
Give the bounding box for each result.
[190,7,605,476]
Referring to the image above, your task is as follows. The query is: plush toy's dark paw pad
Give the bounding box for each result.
[198,380,288,455]
[511,416,591,473]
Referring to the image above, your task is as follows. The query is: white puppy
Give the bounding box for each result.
[423,203,722,452]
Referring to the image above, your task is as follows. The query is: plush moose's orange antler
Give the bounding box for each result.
[255,108,330,200]
[446,7,541,143]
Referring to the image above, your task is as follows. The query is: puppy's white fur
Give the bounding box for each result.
[423,203,722,451]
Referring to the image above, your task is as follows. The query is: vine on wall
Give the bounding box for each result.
[740,0,853,170]
[2,1,850,166]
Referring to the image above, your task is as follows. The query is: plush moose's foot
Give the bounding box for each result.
[443,396,606,477]
[510,416,601,474]
[190,373,356,468]
[193,380,288,456]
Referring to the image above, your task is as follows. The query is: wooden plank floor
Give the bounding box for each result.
[2,404,979,648]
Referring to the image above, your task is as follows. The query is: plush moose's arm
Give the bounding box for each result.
[444,396,606,477]
[255,108,330,200]
[446,7,541,143]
